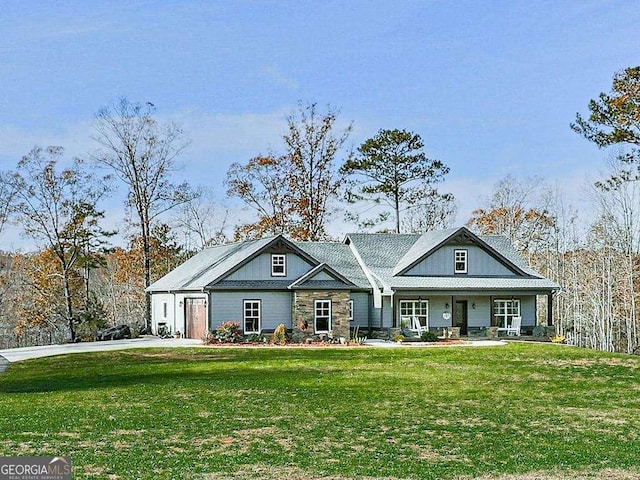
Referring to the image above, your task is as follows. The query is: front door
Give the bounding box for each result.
[453,301,468,336]
[185,298,207,339]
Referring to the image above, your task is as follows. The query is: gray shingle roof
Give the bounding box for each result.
[147,228,560,293]
[295,242,371,289]
[146,236,275,292]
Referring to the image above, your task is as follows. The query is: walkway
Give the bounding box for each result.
[0,336,507,367]
[0,337,201,363]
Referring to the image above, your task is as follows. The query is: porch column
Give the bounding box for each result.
[547,292,553,327]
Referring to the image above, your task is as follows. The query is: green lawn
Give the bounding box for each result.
[0,343,639,480]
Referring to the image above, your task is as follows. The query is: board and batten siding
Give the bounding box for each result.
[151,293,175,333]
[405,245,516,276]
[209,291,292,332]
[350,292,369,328]
[225,252,314,281]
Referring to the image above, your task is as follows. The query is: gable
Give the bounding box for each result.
[224,251,316,282]
[393,227,530,278]
[404,244,520,277]
[288,263,356,290]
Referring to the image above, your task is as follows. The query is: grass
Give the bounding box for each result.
[0,343,639,479]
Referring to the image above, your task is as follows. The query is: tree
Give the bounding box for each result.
[340,128,451,233]
[8,146,111,341]
[401,189,457,233]
[91,98,195,332]
[283,102,352,240]
[571,66,640,182]
[225,155,295,240]
[572,66,640,147]
[226,102,352,240]
[0,171,17,236]
[466,175,556,258]
[174,187,230,250]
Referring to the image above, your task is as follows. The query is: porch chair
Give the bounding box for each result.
[411,316,427,336]
[506,316,521,336]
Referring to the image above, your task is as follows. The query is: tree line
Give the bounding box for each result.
[1,67,639,355]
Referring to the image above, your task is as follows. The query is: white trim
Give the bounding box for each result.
[454,249,468,274]
[493,298,521,329]
[243,299,262,334]
[271,254,286,277]
[348,299,354,321]
[347,239,387,308]
[398,299,429,331]
[314,299,332,333]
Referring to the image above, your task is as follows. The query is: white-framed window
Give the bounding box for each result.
[314,299,332,333]
[271,254,286,277]
[454,249,468,274]
[243,300,261,334]
[348,299,354,322]
[494,299,520,329]
[398,299,429,330]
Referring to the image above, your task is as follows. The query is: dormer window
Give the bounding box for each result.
[454,250,467,274]
[271,254,286,276]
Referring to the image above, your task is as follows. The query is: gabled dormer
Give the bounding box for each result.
[288,263,356,290]
[210,235,320,286]
[393,227,532,278]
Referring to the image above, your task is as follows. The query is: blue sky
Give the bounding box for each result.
[1,1,639,246]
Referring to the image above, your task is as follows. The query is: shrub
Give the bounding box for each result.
[272,323,287,345]
[392,333,405,343]
[550,334,565,344]
[214,321,242,343]
[420,330,438,342]
[244,333,267,344]
[202,330,216,345]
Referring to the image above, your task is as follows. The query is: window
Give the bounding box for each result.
[271,254,286,276]
[162,302,168,319]
[348,299,354,321]
[314,299,332,333]
[243,300,261,334]
[454,249,468,274]
[493,299,520,329]
[398,300,429,330]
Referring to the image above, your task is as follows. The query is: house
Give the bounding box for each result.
[146,227,560,339]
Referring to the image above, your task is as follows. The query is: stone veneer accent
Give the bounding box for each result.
[292,290,351,340]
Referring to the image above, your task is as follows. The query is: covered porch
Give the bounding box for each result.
[389,290,555,338]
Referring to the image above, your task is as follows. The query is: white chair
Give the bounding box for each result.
[506,316,521,336]
[412,316,427,336]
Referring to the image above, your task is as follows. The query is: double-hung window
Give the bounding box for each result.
[271,254,286,276]
[493,299,520,329]
[314,299,331,333]
[243,300,261,334]
[454,249,468,274]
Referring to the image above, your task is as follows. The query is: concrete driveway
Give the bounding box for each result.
[0,337,507,372]
[0,336,202,363]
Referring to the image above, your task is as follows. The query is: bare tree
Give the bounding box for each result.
[226,102,352,240]
[8,146,111,341]
[174,187,230,249]
[467,175,556,259]
[91,98,195,331]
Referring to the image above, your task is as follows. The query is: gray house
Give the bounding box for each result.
[147,226,559,339]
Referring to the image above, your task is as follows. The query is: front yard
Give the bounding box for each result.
[0,343,639,479]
